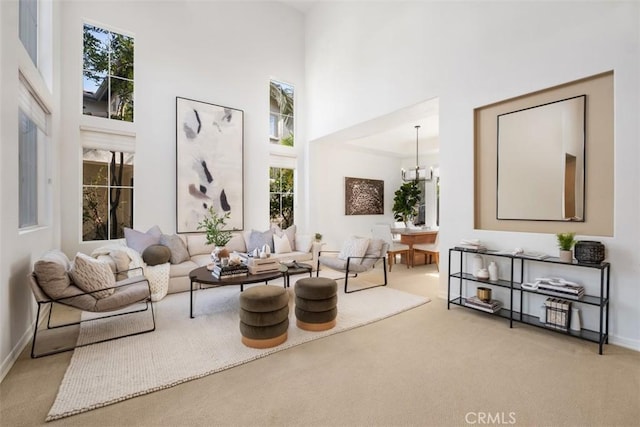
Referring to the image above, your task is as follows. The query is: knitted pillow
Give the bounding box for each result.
[70,253,115,299]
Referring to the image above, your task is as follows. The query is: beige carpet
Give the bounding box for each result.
[47,277,429,421]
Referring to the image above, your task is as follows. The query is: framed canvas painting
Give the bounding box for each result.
[176,97,244,233]
[345,177,384,215]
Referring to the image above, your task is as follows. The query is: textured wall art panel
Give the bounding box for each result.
[345,177,384,215]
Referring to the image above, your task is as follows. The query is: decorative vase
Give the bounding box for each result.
[570,307,581,331]
[559,250,573,263]
[574,240,605,264]
[477,286,492,302]
[476,268,490,280]
[539,303,547,324]
[488,261,498,281]
[472,255,484,277]
[211,246,224,263]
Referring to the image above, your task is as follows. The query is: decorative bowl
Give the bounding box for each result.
[574,240,605,264]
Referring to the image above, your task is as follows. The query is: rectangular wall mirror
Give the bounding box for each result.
[497,95,586,221]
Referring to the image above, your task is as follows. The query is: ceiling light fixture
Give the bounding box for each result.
[402,125,433,182]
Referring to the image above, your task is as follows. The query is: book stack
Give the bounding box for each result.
[537,279,585,300]
[244,257,281,275]
[545,298,571,331]
[455,239,487,252]
[463,296,503,313]
[211,264,249,279]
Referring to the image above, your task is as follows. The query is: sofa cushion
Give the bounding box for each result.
[33,250,72,299]
[110,250,131,280]
[169,260,199,278]
[186,234,215,256]
[124,226,162,254]
[295,234,313,253]
[160,234,190,264]
[70,253,116,299]
[142,244,171,266]
[273,233,292,254]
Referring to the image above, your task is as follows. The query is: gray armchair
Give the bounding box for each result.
[28,250,155,358]
[316,238,389,293]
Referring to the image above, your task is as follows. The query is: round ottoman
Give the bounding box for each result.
[239,286,289,349]
[294,277,338,331]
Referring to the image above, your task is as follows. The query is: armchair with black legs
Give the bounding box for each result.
[28,250,156,358]
[316,237,389,293]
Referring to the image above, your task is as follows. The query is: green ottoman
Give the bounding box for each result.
[294,277,338,331]
[239,286,289,348]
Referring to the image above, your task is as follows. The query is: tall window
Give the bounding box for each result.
[269,80,294,146]
[82,149,134,241]
[83,24,134,122]
[18,111,39,227]
[269,167,294,229]
[19,0,38,65]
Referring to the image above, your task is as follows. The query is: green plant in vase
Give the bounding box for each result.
[556,232,576,262]
[393,181,421,224]
[197,208,233,260]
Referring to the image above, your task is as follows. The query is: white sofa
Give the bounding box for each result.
[97,230,322,295]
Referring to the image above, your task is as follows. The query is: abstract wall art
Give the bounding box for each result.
[345,177,384,215]
[176,97,244,233]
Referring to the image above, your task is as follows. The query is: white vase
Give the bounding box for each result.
[488,261,498,281]
[539,304,547,324]
[472,255,484,277]
[570,307,581,331]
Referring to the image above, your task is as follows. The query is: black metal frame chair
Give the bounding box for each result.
[316,249,388,294]
[29,267,156,358]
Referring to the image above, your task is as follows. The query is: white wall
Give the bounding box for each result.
[57,1,306,256]
[0,0,62,379]
[305,2,640,350]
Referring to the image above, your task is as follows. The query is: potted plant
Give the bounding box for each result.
[392,181,421,224]
[314,232,322,242]
[556,232,576,263]
[197,208,233,260]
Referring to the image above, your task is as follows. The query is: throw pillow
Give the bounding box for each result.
[109,249,131,280]
[273,234,292,254]
[70,253,116,299]
[295,234,313,253]
[273,224,296,251]
[362,238,385,267]
[33,250,72,299]
[124,226,162,254]
[246,229,274,254]
[338,237,370,263]
[142,244,171,266]
[160,234,190,264]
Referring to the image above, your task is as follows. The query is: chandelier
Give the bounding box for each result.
[402,125,433,182]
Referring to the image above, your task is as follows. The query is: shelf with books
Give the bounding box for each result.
[447,247,610,354]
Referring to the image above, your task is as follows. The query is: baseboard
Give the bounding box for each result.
[609,335,640,352]
[0,304,49,384]
[0,325,32,383]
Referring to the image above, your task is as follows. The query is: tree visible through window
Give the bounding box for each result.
[83,24,134,122]
[269,167,294,229]
[269,80,294,146]
[82,149,134,241]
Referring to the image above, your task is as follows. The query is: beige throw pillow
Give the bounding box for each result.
[70,253,116,299]
[273,234,292,254]
[338,237,370,264]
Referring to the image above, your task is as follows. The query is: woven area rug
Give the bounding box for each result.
[47,276,429,421]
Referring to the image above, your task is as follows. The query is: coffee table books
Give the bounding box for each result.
[463,296,503,313]
[211,264,249,279]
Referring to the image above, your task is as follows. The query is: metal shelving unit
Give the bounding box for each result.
[447,247,610,354]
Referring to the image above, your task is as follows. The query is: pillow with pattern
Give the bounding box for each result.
[70,253,116,299]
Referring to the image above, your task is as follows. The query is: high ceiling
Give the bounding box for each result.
[312,97,440,158]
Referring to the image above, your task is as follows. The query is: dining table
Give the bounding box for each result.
[390,227,438,267]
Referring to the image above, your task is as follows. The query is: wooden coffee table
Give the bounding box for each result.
[189,265,286,318]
